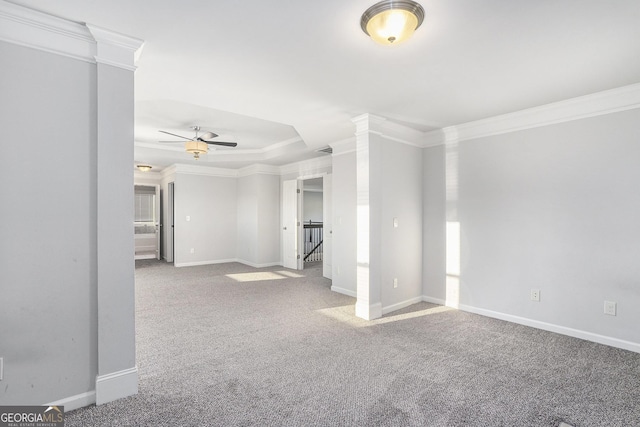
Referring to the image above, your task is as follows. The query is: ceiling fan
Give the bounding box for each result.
[159,126,238,159]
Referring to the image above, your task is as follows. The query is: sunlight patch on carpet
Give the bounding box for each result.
[275,270,304,278]
[315,305,365,326]
[315,304,454,327]
[226,271,287,282]
[372,305,454,325]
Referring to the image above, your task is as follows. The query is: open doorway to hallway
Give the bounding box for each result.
[134,184,160,260]
[281,174,332,278]
[301,178,324,270]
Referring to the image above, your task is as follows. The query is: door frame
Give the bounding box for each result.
[282,173,331,271]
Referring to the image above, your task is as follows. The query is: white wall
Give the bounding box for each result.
[331,151,357,297]
[423,108,640,349]
[174,173,238,266]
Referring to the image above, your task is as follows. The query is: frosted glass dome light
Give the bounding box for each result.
[361,0,425,45]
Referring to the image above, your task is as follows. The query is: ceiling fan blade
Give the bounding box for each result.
[204,141,237,147]
[200,131,218,140]
[159,130,192,141]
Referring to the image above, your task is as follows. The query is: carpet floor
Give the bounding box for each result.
[66,260,640,426]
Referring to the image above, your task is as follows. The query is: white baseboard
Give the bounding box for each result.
[331,286,357,298]
[236,259,281,268]
[176,258,282,268]
[175,258,237,267]
[422,295,446,305]
[419,295,640,354]
[382,296,424,315]
[457,303,640,353]
[96,367,138,406]
[46,390,96,412]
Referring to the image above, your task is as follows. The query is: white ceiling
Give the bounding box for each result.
[11,0,640,170]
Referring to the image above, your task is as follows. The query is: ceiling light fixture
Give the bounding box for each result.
[361,0,425,45]
[136,164,152,172]
[185,141,208,160]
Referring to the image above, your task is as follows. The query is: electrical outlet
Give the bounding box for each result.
[604,301,617,316]
[393,278,398,288]
[530,289,540,302]
[190,248,195,254]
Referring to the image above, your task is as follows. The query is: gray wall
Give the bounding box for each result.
[331,151,357,295]
[379,141,423,311]
[95,62,136,383]
[423,108,640,345]
[174,173,238,265]
[160,170,176,262]
[303,191,323,223]
[237,174,259,264]
[422,145,446,301]
[0,41,98,404]
[172,172,279,267]
[236,173,280,266]
[255,174,281,265]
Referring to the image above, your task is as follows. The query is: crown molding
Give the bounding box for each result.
[279,155,333,176]
[351,113,387,136]
[425,83,640,145]
[351,113,425,147]
[237,164,281,178]
[173,163,238,178]
[0,2,144,70]
[157,158,331,180]
[0,0,95,63]
[263,136,304,152]
[160,165,177,180]
[330,137,356,157]
[86,24,144,71]
[133,170,162,181]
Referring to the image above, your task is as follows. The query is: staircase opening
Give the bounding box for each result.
[302,177,323,270]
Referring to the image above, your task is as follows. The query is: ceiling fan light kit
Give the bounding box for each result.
[185,140,208,159]
[158,125,238,159]
[361,0,425,45]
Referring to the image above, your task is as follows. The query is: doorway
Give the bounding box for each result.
[301,178,323,269]
[281,175,332,278]
[134,184,161,260]
[164,181,175,263]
